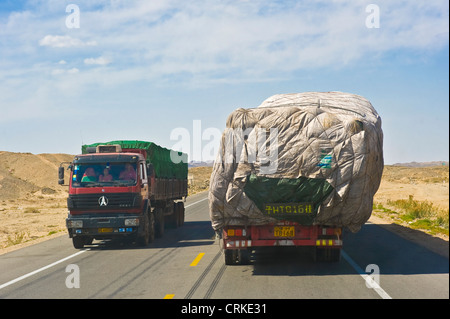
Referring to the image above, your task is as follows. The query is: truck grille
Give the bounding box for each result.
[68,193,142,210]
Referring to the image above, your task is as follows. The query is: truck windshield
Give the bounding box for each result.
[71,163,137,187]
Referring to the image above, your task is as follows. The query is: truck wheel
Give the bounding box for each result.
[315,248,341,262]
[138,211,154,246]
[178,202,185,226]
[329,248,341,262]
[237,249,250,265]
[224,249,249,265]
[155,208,165,237]
[148,212,155,243]
[72,237,85,249]
[167,202,178,228]
[224,249,236,265]
[172,202,182,228]
[172,202,179,228]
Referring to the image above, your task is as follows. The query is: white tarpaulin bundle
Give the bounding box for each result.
[209,92,384,233]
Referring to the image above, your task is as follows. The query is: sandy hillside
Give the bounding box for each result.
[0,152,73,200]
[0,152,73,252]
[0,152,448,254]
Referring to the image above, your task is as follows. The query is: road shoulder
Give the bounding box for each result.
[369,214,449,259]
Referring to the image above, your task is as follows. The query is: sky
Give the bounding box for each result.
[0,0,448,164]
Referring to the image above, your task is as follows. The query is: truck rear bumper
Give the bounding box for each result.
[222,223,343,249]
[224,238,343,249]
[66,214,143,238]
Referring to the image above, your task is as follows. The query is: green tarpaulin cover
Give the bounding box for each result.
[243,174,334,224]
[81,140,188,179]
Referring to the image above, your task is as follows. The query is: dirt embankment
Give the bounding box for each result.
[0,152,73,253]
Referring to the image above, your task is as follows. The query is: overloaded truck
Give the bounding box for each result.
[59,140,188,249]
[209,92,384,264]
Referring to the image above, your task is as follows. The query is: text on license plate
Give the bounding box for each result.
[264,202,313,216]
[274,226,295,237]
[98,227,113,233]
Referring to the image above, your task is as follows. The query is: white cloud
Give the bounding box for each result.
[39,35,97,48]
[67,68,80,74]
[84,56,112,65]
[1,0,448,115]
[68,0,447,82]
[51,68,79,75]
[51,69,65,75]
[3,1,447,84]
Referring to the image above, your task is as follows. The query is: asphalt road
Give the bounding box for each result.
[0,191,448,301]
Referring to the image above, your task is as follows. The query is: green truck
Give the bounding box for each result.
[59,140,188,249]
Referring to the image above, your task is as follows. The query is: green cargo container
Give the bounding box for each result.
[81,140,188,180]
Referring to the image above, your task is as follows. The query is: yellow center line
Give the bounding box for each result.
[163,294,175,299]
[190,253,205,266]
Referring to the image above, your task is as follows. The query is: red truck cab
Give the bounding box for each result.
[59,142,187,249]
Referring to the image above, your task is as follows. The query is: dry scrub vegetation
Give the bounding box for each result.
[373,165,449,238]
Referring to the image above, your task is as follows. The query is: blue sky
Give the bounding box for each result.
[0,0,448,164]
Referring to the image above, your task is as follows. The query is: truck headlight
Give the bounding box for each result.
[68,220,83,228]
[125,218,139,226]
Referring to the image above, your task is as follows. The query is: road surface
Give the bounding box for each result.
[0,191,448,301]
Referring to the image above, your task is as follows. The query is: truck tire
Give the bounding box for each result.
[315,247,341,262]
[224,249,250,265]
[72,236,86,249]
[166,203,177,228]
[155,208,165,237]
[224,249,235,265]
[172,202,184,227]
[238,249,250,265]
[138,211,154,246]
[148,212,155,243]
[178,202,185,226]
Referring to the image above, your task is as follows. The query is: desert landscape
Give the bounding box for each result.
[373,164,449,235]
[0,151,448,255]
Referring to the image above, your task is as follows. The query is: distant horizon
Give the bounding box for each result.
[0,149,448,167]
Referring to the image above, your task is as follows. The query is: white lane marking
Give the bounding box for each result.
[184,197,208,208]
[0,249,89,290]
[341,250,392,299]
[0,196,208,291]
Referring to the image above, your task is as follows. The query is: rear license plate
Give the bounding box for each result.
[264,203,313,216]
[274,226,295,237]
[98,227,113,233]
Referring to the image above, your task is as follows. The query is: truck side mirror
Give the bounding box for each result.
[147,163,154,176]
[58,166,65,185]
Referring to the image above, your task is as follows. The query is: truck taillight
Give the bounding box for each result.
[227,228,246,237]
[321,227,342,236]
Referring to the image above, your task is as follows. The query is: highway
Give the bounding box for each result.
[0,191,448,301]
